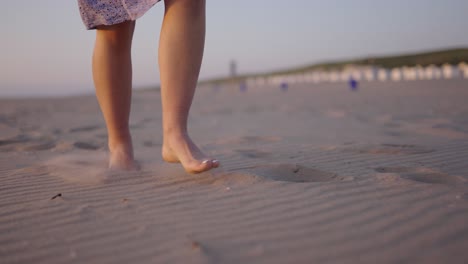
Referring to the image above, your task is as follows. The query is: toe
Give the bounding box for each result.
[199,159,213,171]
[187,159,213,174]
[211,159,220,168]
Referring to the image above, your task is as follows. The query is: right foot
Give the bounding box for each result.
[162,133,219,174]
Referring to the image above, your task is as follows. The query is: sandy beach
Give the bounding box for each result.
[1,79,468,263]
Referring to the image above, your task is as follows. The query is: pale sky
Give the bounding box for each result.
[1,0,467,97]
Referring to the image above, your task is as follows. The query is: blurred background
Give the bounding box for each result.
[1,0,467,97]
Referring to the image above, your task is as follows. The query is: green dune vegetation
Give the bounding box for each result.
[201,47,468,85]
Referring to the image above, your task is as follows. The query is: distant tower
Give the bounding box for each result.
[230,60,237,78]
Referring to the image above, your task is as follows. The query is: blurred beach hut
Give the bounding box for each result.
[269,76,280,86]
[294,74,306,84]
[255,77,266,86]
[458,62,467,72]
[278,75,287,85]
[246,78,256,87]
[284,75,293,85]
[318,71,329,83]
[341,65,361,81]
[340,70,351,82]
[286,74,299,84]
[402,66,417,81]
[442,64,461,79]
[391,68,403,81]
[329,71,340,82]
[458,62,468,79]
[311,72,321,83]
[363,66,378,82]
[304,73,314,83]
[462,68,468,79]
[295,74,306,84]
[424,64,442,80]
[291,74,300,84]
[287,74,296,84]
[281,75,289,85]
[415,65,425,80]
[434,67,443,79]
[377,68,390,82]
[350,68,363,81]
[306,72,318,83]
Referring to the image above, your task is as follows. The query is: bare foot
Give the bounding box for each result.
[108,143,139,171]
[162,133,219,174]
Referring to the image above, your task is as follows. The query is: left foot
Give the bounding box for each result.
[108,142,139,170]
[162,133,219,174]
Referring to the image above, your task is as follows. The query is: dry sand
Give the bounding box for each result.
[1,80,468,263]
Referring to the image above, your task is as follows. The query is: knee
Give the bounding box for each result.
[96,21,135,50]
[165,0,205,12]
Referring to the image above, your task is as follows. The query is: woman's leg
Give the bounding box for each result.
[159,0,219,173]
[93,21,137,170]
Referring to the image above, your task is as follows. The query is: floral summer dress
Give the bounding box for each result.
[78,0,160,30]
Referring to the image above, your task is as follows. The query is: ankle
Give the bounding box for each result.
[163,127,188,140]
[108,135,133,153]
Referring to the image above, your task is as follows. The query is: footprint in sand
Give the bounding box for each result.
[325,109,346,119]
[346,143,434,155]
[69,125,100,133]
[130,118,155,129]
[73,141,101,150]
[143,140,161,148]
[0,114,16,126]
[383,130,407,138]
[0,134,55,152]
[45,152,136,185]
[0,134,28,146]
[240,164,349,183]
[152,163,349,187]
[382,122,402,129]
[140,117,155,123]
[460,193,468,201]
[235,149,271,159]
[155,168,265,186]
[374,167,465,185]
[20,141,56,151]
[218,136,281,145]
[45,153,107,184]
[95,133,108,139]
